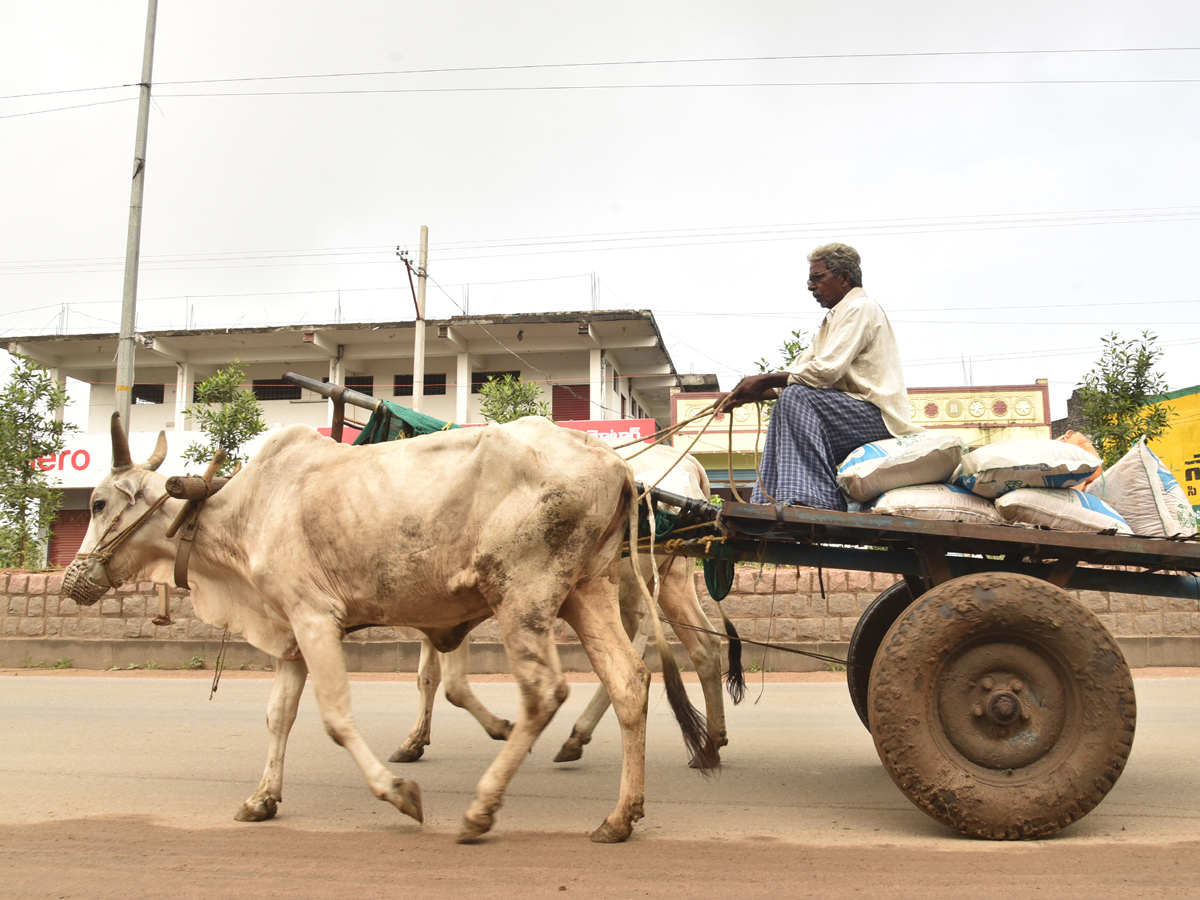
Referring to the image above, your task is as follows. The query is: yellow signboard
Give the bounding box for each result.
[1148,385,1200,511]
[670,383,1051,455]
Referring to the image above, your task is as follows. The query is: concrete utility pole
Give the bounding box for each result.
[114,0,159,428]
[412,226,428,412]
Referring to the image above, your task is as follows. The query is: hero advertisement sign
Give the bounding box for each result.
[32,420,657,490]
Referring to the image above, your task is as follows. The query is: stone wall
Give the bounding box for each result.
[3,566,1198,671]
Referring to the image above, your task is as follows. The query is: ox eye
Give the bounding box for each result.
[92,499,106,514]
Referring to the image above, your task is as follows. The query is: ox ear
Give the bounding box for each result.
[111,412,133,472]
[145,431,168,471]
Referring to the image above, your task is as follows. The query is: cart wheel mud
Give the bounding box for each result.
[867,571,1136,840]
[846,580,914,729]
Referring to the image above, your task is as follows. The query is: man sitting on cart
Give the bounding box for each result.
[716,242,921,510]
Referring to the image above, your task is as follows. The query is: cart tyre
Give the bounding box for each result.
[846,580,914,729]
[868,571,1135,840]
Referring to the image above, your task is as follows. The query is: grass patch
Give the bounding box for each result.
[182,655,205,670]
[51,655,73,670]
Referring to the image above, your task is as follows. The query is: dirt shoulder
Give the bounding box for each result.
[2,666,1197,682]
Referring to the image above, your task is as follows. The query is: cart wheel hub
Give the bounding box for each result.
[936,643,1069,771]
[986,690,1022,725]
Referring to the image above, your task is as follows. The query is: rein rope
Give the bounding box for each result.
[616,598,851,669]
[78,491,171,570]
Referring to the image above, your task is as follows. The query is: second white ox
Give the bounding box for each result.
[64,414,709,843]
[391,444,731,768]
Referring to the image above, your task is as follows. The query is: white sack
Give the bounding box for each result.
[837,433,966,502]
[954,438,1101,499]
[994,488,1132,534]
[869,483,1003,525]
[1085,437,1198,538]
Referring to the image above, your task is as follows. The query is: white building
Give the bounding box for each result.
[9,309,712,564]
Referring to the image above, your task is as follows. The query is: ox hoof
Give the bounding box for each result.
[235,798,278,822]
[389,744,426,763]
[553,738,584,763]
[489,720,515,742]
[457,813,494,844]
[589,818,633,844]
[688,743,722,772]
[383,779,424,823]
[688,747,722,769]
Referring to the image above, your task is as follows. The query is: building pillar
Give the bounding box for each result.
[174,362,193,431]
[589,348,604,421]
[48,367,65,424]
[456,352,471,423]
[327,357,344,427]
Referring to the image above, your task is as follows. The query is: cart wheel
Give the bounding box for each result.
[846,580,913,729]
[868,572,1136,840]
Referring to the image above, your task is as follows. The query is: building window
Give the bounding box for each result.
[132,383,164,405]
[552,384,591,421]
[394,374,447,397]
[425,373,447,396]
[252,379,302,401]
[345,375,373,397]
[471,370,522,394]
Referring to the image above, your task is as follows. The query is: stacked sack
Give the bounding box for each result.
[1084,437,1197,538]
[952,437,1129,534]
[837,433,1003,525]
[835,432,1148,534]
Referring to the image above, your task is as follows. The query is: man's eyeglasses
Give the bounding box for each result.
[807,271,836,285]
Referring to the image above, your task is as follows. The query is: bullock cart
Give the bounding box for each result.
[664,499,1200,841]
[278,373,1192,840]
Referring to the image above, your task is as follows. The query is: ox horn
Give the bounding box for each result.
[145,431,168,471]
[110,412,133,471]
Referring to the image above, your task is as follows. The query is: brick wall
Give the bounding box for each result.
[3,566,1198,670]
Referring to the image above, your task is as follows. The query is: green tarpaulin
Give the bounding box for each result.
[351,400,462,445]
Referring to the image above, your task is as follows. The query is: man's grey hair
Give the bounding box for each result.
[808,243,863,288]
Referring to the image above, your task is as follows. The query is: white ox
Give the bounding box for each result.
[64,414,708,843]
[391,444,731,767]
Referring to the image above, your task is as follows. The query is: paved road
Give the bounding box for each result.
[1,669,1198,898]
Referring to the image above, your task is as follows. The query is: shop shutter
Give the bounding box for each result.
[552,384,591,422]
[48,510,91,567]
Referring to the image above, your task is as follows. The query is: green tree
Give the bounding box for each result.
[1077,331,1175,467]
[746,328,811,417]
[754,328,810,375]
[0,356,77,568]
[181,363,266,474]
[478,373,551,424]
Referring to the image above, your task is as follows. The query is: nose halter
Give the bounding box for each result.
[63,489,171,603]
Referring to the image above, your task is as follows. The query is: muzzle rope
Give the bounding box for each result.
[79,491,171,570]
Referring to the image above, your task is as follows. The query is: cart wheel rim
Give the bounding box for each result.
[934,638,1074,775]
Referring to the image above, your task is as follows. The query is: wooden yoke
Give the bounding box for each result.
[166,450,228,589]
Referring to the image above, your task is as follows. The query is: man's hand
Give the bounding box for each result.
[716,372,790,413]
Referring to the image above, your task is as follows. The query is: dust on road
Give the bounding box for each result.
[4,816,1199,900]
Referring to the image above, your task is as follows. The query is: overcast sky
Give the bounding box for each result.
[3,0,1198,422]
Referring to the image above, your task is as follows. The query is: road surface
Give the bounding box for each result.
[1,669,1197,899]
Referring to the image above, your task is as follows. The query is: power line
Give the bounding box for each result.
[154,45,1200,87]
[9,46,1198,101]
[0,84,133,101]
[0,97,135,120]
[153,77,1200,101]
[4,207,1197,274]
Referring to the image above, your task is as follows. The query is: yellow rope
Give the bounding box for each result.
[752,401,777,504]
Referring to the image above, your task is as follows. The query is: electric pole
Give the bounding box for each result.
[114,0,159,428]
[413,226,428,412]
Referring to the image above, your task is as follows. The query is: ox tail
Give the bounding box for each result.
[626,487,718,774]
[720,610,747,705]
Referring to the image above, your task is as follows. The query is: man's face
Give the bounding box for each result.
[807,260,852,309]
